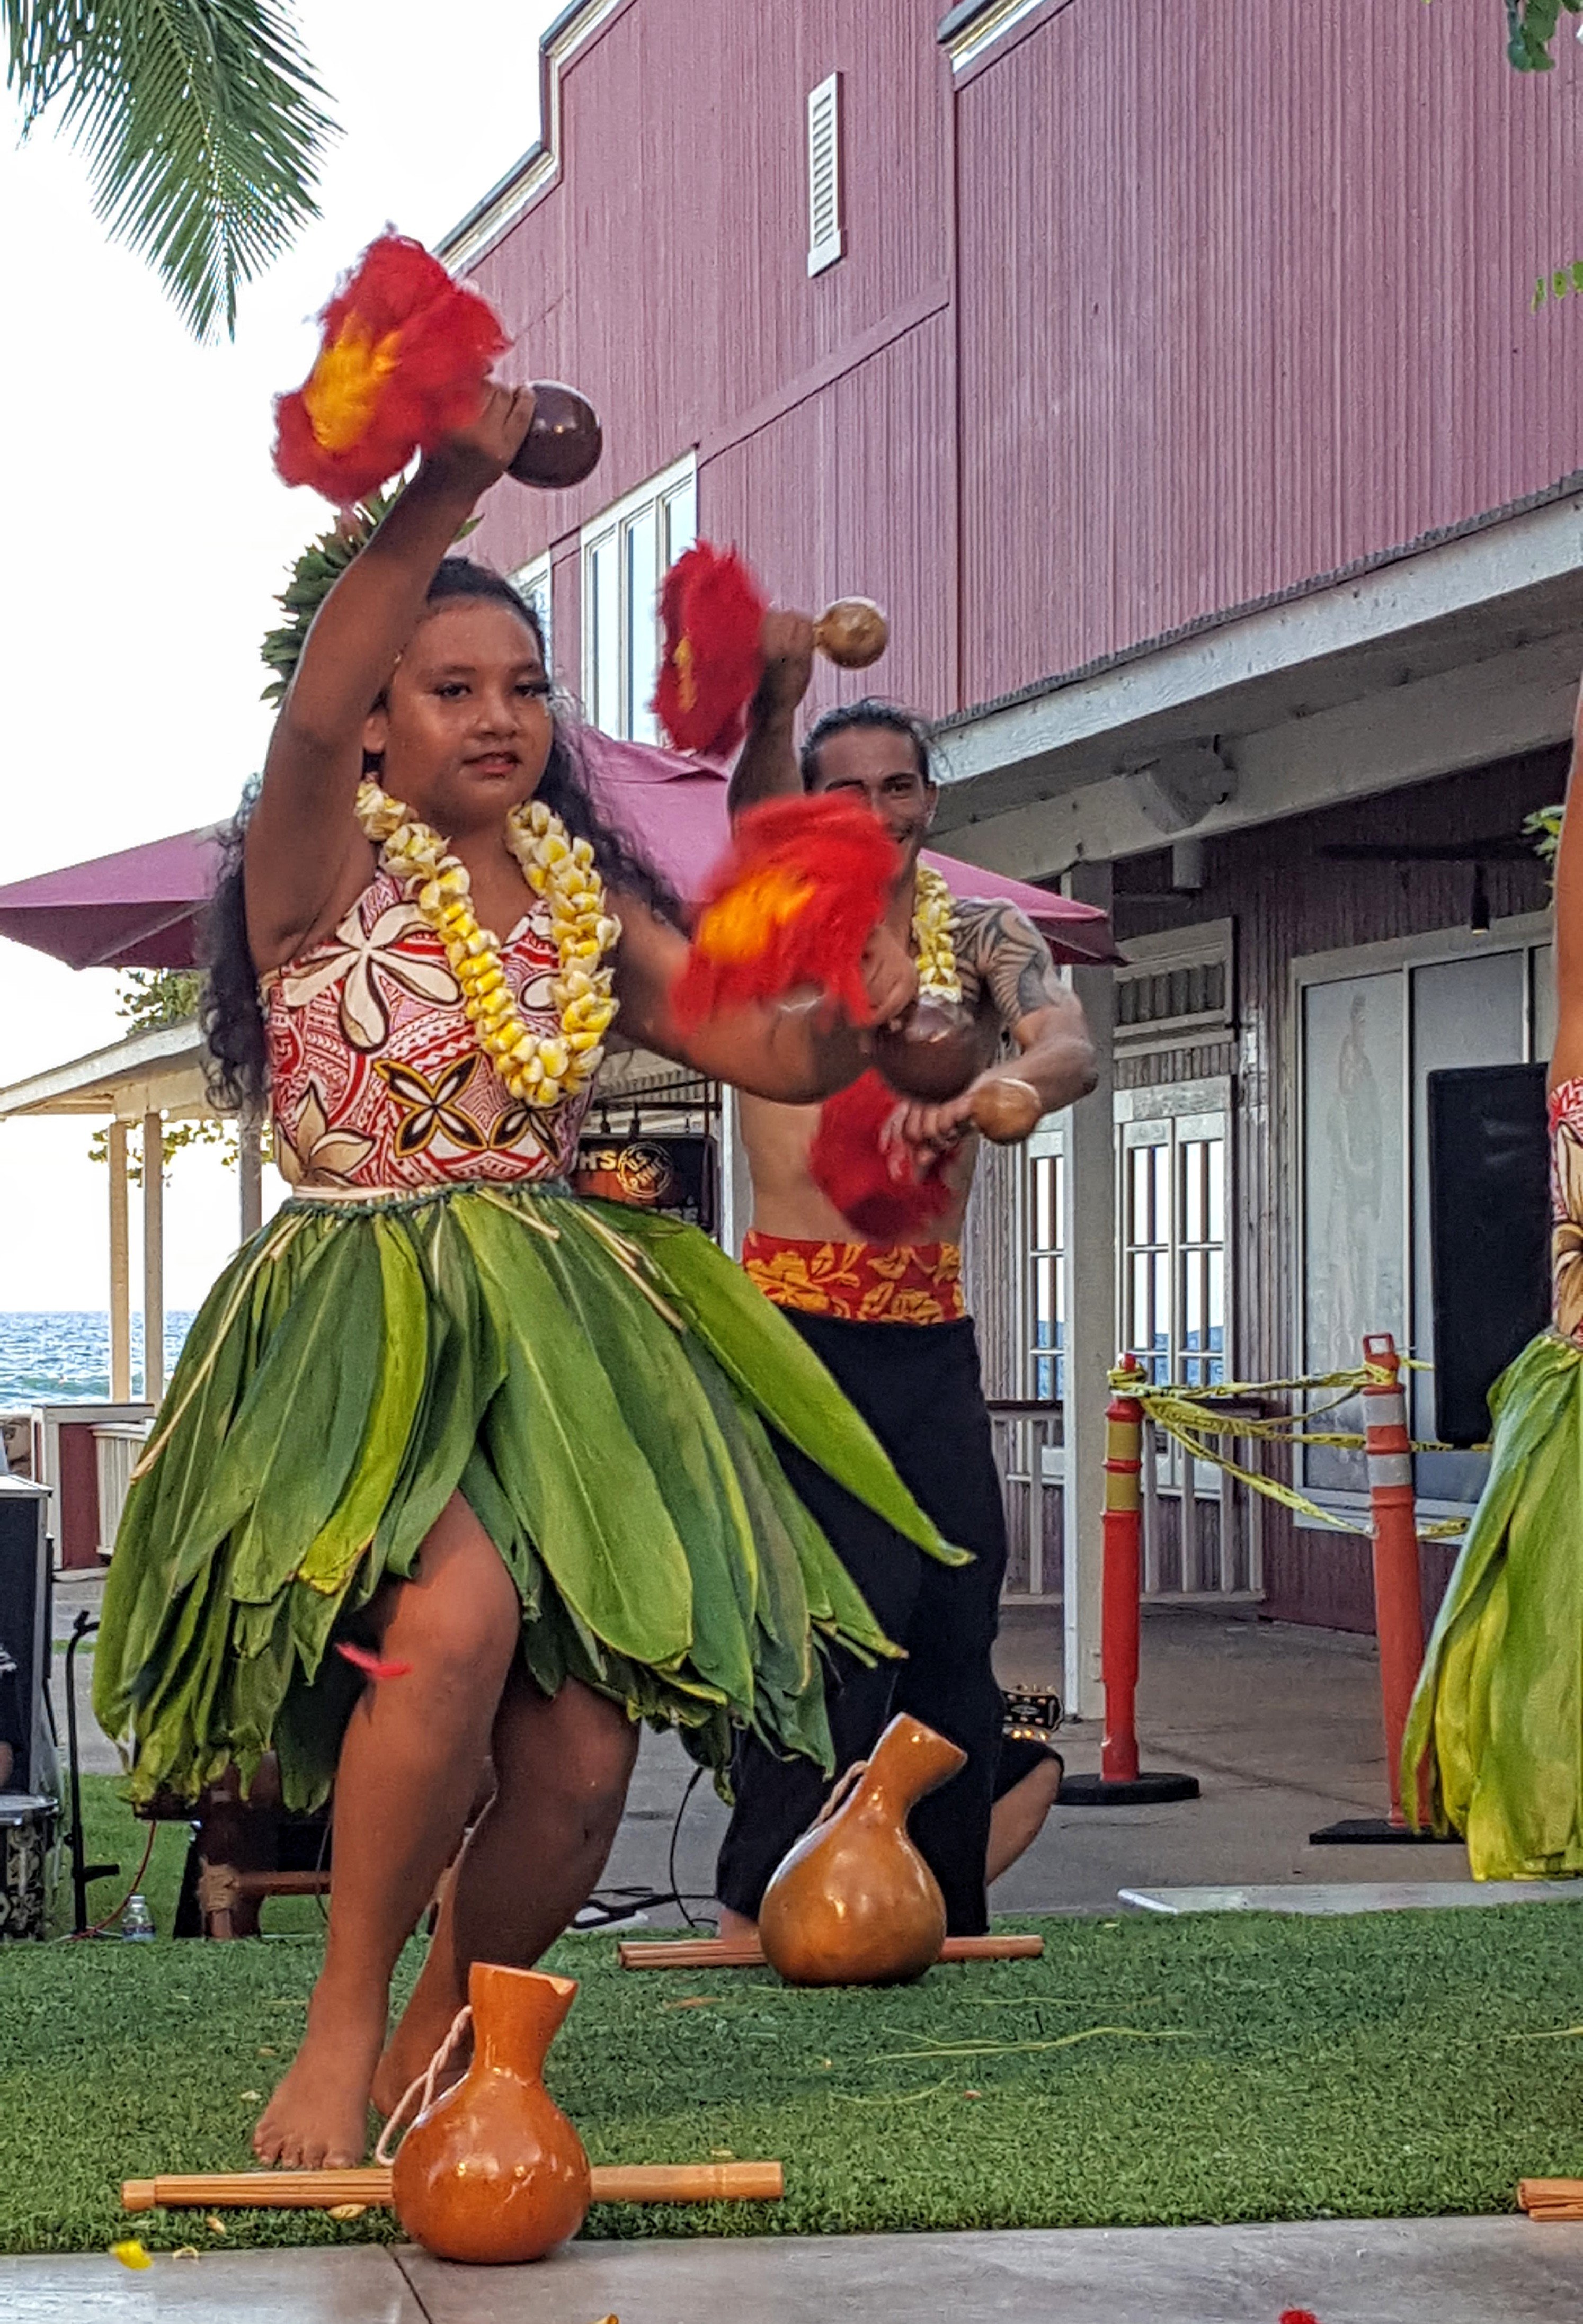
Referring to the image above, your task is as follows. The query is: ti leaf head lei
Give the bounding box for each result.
[260,487,477,705]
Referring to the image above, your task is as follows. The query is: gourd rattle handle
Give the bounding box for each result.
[811,598,889,670]
[507,382,604,490]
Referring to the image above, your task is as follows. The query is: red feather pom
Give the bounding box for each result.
[273,234,508,504]
[809,1070,954,1241]
[672,794,899,1031]
[653,542,768,756]
[336,1642,413,1683]
[1279,2311,1322,2322]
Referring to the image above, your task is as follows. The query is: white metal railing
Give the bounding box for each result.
[1139,1407,1263,1600]
[987,1402,1063,1605]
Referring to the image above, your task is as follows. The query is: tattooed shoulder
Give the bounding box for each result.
[953,899,1068,1031]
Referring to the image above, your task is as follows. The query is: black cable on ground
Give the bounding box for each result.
[575,1762,715,1932]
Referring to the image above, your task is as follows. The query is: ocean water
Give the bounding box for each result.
[0,1312,196,1407]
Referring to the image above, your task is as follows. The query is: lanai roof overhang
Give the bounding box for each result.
[931,482,1583,878]
[0,1021,214,1124]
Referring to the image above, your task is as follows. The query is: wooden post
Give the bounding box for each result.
[238,1107,263,1242]
[108,1119,131,1402]
[141,1111,164,1407]
[1060,860,1115,1722]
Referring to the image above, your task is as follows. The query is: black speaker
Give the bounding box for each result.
[0,1480,51,1795]
[1428,1063,1550,1447]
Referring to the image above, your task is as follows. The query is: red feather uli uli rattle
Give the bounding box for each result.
[273,234,603,505]
[653,541,889,759]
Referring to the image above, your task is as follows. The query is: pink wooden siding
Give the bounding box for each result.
[467,0,1583,722]
[955,1,1583,704]
[699,311,957,720]
[466,0,952,648]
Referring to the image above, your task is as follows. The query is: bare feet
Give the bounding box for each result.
[252,1984,387,2168]
[717,1905,759,1944]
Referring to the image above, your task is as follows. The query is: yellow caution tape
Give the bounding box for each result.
[1104,1361,1481,1542]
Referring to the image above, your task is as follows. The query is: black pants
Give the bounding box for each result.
[716,1312,1008,1936]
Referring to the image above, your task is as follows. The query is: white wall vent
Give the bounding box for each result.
[807,73,844,277]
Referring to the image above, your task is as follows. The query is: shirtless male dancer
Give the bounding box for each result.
[716,621,1097,1941]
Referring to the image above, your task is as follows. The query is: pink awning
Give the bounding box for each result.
[0,736,1116,973]
[0,826,223,970]
[581,732,1118,966]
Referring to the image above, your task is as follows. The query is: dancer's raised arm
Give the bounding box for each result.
[1552,681,1583,1089]
[246,386,537,972]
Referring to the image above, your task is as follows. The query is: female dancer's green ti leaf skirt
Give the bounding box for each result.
[94,1184,964,1810]
[1403,1329,1583,1879]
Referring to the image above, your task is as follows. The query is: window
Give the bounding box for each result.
[1026,1128,1066,1400]
[1120,1112,1228,1391]
[511,555,552,674]
[580,456,696,743]
[1296,919,1552,1518]
[806,74,844,276]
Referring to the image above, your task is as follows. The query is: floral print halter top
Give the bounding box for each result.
[1551,1077,1583,1345]
[262,869,595,1191]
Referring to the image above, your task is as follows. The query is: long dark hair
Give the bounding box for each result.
[202,559,678,1113]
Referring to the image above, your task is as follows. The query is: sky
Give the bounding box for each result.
[0,0,562,1308]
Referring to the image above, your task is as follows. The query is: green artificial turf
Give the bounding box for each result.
[7,1807,1583,2257]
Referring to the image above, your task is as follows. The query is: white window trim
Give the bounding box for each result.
[941,0,1048,75]
[510,553,552,666]
[579,452,697,740]
[806,73,844,278]
[1288,910,1553,1531]
[1025,1122,1064,1405]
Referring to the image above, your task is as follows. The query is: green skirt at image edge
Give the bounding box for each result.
[1403,1328,1583,1879]
[92,1183,965,1810]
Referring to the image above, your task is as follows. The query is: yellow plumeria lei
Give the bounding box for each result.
[354,780,620,1109]
[912,863,961,1001]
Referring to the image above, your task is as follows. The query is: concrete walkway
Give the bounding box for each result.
[589,1603,1482,1928]
[54,1588,1483,1918]
[6,2218,1582,2322]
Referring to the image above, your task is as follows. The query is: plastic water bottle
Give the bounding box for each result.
[120,1894,155,1943]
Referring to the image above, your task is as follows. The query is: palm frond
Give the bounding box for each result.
[1504,0,1583,69]
[5,0,336,339]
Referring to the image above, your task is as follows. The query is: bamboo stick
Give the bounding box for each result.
[617,1932,1045,1971]
[1518,2177,1583,2219]
[123,2169,389,2213]
[122,2161,783,2214]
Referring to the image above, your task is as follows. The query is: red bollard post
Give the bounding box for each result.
[1060,1356,1200,1811]
[1100,1358,1145,1783]
[1361,1333,1427,1826]
[1311,1339,1454,1845]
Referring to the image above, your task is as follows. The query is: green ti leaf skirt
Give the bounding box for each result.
[93,1182,965,1811]
[1404,1327,1583,1878]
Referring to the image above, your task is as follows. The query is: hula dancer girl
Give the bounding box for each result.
[1404,676,1583,1879]
[93,385,953,2168]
